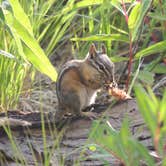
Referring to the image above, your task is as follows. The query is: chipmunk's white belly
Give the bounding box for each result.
[79,87,98,109]
[85,87,98,106]
[88,91,97,105]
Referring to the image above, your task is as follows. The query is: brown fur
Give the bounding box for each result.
[56,44,114,119]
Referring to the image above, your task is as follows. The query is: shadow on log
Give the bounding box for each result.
[0,99,155,165]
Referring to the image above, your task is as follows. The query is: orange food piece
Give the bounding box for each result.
[108,86,132,100]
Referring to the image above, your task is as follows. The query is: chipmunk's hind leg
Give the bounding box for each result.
[62,90,81,116]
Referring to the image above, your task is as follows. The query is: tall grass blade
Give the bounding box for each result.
[0,50,15,59]
[71,34,129,42]
[128,1,152,41]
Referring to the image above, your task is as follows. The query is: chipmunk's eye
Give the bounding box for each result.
[99,65,104,70]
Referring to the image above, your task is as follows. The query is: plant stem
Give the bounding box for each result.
[126,32,133,91]
[128,58,143,95]
[121,0,128,23]
[154,112,161,155]
[121,0,133,91]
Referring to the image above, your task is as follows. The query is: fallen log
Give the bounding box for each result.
[0,99,155,165]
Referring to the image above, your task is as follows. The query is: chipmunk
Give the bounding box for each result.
[56,43,115,119]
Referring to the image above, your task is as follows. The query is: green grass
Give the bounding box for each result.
[0,0,76,111]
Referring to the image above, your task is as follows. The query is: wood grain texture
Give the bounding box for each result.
[0,99,154,165]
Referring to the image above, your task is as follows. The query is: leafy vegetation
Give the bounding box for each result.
[0,0,76,110]
[89,85,166,165]
[0,0,166,165]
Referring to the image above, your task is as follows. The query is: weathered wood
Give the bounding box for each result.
[0,99,155,165]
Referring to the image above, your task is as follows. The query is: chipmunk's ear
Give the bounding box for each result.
[89,43,97,58]
[101,44,106,54]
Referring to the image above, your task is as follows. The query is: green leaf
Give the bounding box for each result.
[128,3,141,30]
[152,64,166,74]
[0,7,5,22]
[62,0,103,13]
[110,0,124,15]
[9,0,33,35]
[135,40,166,59]
[71,34,129,43]
[73,0,103,9]
[134,85,157,136]
[4,10,57,81]
[110,25,128,35]
[160,90,166,121]
[128,1,152,41]
[90,120,127,163]
[111,56,129,63]
[90,120,155,165]
[137,70,154,85]
[149,12,166,21]
[10,25,28,63]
